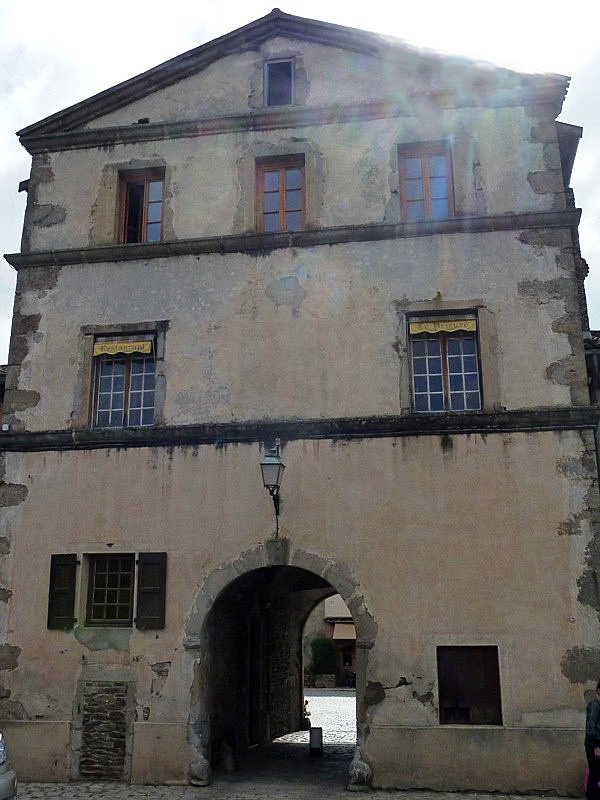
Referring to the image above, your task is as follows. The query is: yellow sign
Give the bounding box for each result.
[409,319,476,335]
[93,340,152,356]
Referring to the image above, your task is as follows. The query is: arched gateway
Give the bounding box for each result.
[182,538,377,788]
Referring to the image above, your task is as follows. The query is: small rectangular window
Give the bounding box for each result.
[119,170,164,243]
[437,645,502,725]
[399,143,454,222]
[256,157,304,232]
[87,554,135,626]
[266,60,293,106]
[92,338,155,428]
[409,316,481,412]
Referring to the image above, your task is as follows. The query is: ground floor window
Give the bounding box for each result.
[47,552,167,631]
[437,645,502,725]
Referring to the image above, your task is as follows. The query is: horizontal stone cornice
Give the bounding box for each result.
[4,210,581,270]
[0,407,598,453]
[19,88,564,154]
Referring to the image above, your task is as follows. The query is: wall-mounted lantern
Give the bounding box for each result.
[259,440,285,537]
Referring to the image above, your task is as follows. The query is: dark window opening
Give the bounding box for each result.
[119,171,164,243]
[437,645,502,725]
[266,60,293,106]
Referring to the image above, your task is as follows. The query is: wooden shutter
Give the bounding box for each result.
[47,554,77,630]
[136,553,167,630]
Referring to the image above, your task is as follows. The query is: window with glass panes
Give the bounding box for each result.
[409,319,481,412]
[119,170,164,243]
[93,345,155,428]
[257,159,304,232]
[399,143,454,222]
[87,555,134,625]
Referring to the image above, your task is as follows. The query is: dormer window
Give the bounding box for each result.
[265,60,293,106]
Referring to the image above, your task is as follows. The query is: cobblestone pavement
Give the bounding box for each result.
[277,688,356,744]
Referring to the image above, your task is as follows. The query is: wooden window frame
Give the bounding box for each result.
[437,645,503,726]
[92,338,156,429]
[398,142,455,222]
[256,156,305,233]
[86,554,135,627]
[118,169,164,244]
[265,59,294,106]
[408,314,482,413]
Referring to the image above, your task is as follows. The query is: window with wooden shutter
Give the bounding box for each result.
[135,552,167,630]
[48,554,77,630]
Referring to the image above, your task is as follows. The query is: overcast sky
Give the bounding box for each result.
[1,0,599,364]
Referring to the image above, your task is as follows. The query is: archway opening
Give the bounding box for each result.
[204,565,358,784]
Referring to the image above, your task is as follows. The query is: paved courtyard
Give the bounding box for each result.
[14,691,561,799]
[277,687,356,744]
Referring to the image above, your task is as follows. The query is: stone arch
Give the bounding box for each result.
[183,538,377,788]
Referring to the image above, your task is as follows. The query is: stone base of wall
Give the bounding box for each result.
[2,720,586,792]
[1,721,71,781]
[365,725,584,794]
[1,721,193,784]
[131,723,194,784]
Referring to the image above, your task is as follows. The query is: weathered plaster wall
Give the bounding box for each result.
[79,37,554,138]
[4,228,586,434]
[2,430,593,718]
[20,103,560,252]
[1,425,596,786]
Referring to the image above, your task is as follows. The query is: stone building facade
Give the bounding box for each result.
[0,9,598,792]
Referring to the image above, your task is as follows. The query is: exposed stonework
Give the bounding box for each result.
[26,204,67,228]
[527,170,564,196]
[561,646,600,683]
[20,154,58,252]
[0,699,25,719]
[0,644,21,671]
[364,682,385,707]
[517,268,588,404]
[0,483,28,506]
[79,682,129,780]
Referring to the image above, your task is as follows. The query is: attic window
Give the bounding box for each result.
[265,60,293,106]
